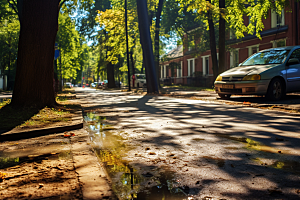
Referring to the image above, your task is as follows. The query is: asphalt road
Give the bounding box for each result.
[71,88,300,200]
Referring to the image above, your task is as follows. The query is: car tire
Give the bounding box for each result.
[218,94,231,99]
[266,78,285,101]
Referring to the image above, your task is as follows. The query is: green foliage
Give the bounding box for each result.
[186,0,289,39]
[56,13,83,80]
[0,2,19,89]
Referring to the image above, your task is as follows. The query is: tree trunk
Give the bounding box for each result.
[107,62,115,88]
[137,0,159,93]
[154,0,164,89]
[219,0,226,73]
[207,0,218,80]
[125,0,131,91]
[12,0,59,108]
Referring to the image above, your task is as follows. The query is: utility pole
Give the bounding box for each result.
[125,0,131,91]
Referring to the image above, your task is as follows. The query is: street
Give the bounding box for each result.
[73,88,300,200]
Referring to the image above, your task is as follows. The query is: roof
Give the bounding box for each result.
[227,25,288,45]
[165,45,183,59]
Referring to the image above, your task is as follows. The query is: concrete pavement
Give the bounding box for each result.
[68,88,300,200]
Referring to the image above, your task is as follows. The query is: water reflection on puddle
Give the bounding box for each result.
[85,112,191,200]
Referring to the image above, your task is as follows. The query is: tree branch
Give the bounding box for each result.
[7,0,19,16]
[59,0,68,9]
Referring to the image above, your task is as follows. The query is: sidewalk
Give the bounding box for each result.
[0,105,116,200]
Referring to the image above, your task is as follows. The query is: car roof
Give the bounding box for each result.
[260,45,300,52]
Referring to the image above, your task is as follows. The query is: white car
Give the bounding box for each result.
[132,74,146,88]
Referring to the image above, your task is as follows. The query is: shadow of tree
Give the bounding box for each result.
[80,90,300,199]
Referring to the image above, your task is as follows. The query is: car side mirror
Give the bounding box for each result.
[287,58,300,66]
[238,63,242,67]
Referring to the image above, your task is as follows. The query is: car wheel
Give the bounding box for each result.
[218,94,231,99]
[266,78,285,101]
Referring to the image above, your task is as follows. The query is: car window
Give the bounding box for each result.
[136,75,145,79]
[289,49,300,59]
[242,50,290,66]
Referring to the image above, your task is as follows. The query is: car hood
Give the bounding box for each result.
[220,64,278,76]
[137,79,146,82]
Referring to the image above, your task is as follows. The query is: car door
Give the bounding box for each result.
[286,49,300,92]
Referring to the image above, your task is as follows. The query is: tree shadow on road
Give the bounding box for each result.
[81,92,300,199]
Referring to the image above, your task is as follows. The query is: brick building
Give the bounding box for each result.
[160,2,300,87]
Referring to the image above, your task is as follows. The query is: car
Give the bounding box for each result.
[214,46,300,101]
[91,83,96,87]
[132,74,146,88]
[65,82,72,88]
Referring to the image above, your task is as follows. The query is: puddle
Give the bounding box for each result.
[215,134,285,154]
[85,112,193,200]
[271,160,300,175]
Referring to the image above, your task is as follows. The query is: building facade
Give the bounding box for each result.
[160,2,300,87]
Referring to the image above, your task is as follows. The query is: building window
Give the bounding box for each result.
[187,58,195,76]
[230,49,239,68]
[271,9,285,28]
[202,56,210,75]
[177,61,182,78]
[248,45,259,57]
[272,39,286,48]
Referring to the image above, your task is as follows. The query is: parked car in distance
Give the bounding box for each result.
[132,74,146,88]
[65,82,72,88]
[214,46,300,101]
[91,83,96,87]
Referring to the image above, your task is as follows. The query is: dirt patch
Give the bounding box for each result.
[0,133,82,200]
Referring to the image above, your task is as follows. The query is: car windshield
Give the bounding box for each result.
[242,50,290,66]
[136,74,146,79]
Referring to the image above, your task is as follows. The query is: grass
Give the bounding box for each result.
[0,99,80,131]
[0,99,11,109]
[18,107,71,128]
[163,85,215,91]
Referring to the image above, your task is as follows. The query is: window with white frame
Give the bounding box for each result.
[202,55,210,75]
[272,39,286,48]
[187,58,195,77]
[166,65,169,77]
[230,49,239,68]
[248,45,259,57]
[271,9,285,28]
[177,61,182,78]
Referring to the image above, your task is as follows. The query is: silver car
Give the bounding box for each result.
[214,46,300,100]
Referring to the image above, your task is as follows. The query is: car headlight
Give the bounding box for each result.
[242,74,261,81]
[215,75,222,81]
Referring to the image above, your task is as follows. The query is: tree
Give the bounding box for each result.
[186,0,290,78]
[137,0,158,93]
[12,0,60,108]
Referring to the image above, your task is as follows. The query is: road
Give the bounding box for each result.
[69,88,300,200]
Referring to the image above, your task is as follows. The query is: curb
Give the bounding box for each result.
[0,122,83,142]
[0,108,84,142]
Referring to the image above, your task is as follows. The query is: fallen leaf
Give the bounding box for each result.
[64,134,71,138]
